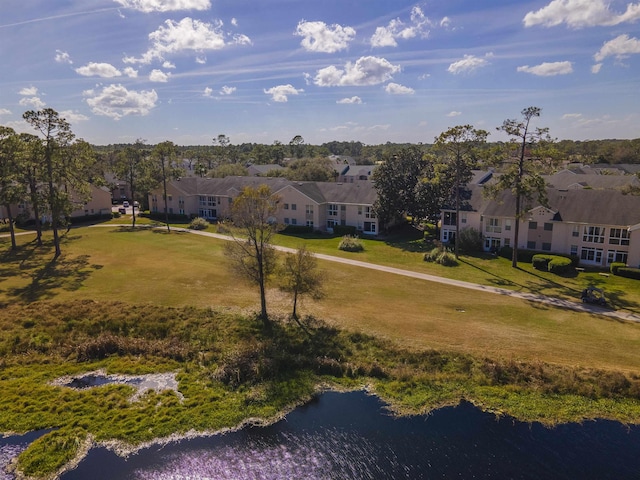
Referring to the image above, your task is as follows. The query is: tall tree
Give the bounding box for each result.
[151,141,181,233]
[433,125,489,258]
[226,185,281,326]
[16,133,46,245]
[490,106,551,267]
[0,127,23,250]
[114,140,151,228]
[289,135,305,159]
[279,245,324,323]
[23,108,94,258]
[372,145,429,231]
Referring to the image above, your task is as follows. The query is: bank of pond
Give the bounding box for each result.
[2,301,640,478]
[3,391,640,480]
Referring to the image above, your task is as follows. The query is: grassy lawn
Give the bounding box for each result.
[2,225,640,374]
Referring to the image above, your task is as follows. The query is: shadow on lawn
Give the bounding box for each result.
[1,237,102,303]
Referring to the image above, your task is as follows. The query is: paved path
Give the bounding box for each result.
[8,225,639,323]
[182,228,640,324]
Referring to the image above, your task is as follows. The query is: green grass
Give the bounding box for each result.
[3,225,640,478]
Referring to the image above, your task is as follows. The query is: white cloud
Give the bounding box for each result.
[19,86,38,96]
[113,0,211,12]
[370,6,431,48]
[0,108,11,115]
[220,85,236,95]
[233,34,252,46]
[591,63,603,73]
[195,56,207,64]
[123,67,138,78]
[523,0,640,28]
[313,56,400,86]
[418,73,431,80]
[447,54,491,74]
[385,82,415,95]
[59,110,89,123]
[75,62,122,78]
[231,18,238,27]
[295,20,356,53]
[124,17,249,64]
[19,97,46,109]
[203,87,213,97]
[447,111,462,117]
[55,50,72,64]
[594,34,640,62]
[162,61,176,69]
[562,113,583,119]
[264,84,303,102]
[83,84,158,120]
[517,61,573,76]
[336,96,362,104]
[440,16,451,28]
[149,69,170,82]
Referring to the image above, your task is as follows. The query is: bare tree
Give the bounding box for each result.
[225,185,281,326]
[279,245,324,324]
[151,141,181,233]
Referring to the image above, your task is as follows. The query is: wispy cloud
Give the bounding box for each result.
[523,0,640,28]
[336,96,362,104]
[517,61,573,76]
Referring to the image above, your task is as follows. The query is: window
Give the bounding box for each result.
[341,205,346,212]
[570,245,578,256]
[583,226,605,243]
[486,218,501,233]
[443,211,456,226]
[365,206,375,219]
[291,218,297,225]
[167,194,173,202]
[609,228,630,246]
[442,230,455,243]
[542,242,551,251]
[527,241,536,249]
[461,213,467,224]
[327,219,338,229]
[328,204,338,216]
[363,221,376,233]
[358,206,363,215]
[544,223,553,231]
[284,203,289,210]
[503,238,511,247]
[305,205,314,215]
[306,220,314,228]
[505,219,511,231]
[485,237,501,251]
[580,247,603,263]
[528,221,537,230]
[291,204,297,211]
[607,250,628,265]
[284,218,290,224]
[572,225,579,237]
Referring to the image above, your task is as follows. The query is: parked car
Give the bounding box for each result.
[118,207,126,214]
[123,201,129,207]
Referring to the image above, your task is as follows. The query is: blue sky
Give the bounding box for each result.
[1,0,640,146]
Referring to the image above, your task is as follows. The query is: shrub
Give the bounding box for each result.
[189,217,209,230]
[457,227,483,253]
[283,225,313,234]
[548,256,572,274]
[338,235,364,252]
[424,247,458,266]
[532,254,552,270]
[333,225,357,236]
[616,267,640,280]
[610,262,626,275]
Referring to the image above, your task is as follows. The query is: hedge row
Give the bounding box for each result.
[615,267,640,280]
[532,254,574,274]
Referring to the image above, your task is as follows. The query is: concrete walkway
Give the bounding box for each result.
[181,228,640,324]
[7,224,639,323]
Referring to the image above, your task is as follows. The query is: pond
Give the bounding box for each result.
[3,391,640,479]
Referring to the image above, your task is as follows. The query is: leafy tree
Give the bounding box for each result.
[372,145,429,231]
[16,133,46,245]
[433,125,488,258]
[0,127,23,250]
[489,106,551,267]
[226,185,281,325]
[280,157,335,182]
[279,245,324,324]
[289,135,305,159]
[114,140,152,228]
[211,163,248,178]
[23,108,95,258]
[151,141,182,233]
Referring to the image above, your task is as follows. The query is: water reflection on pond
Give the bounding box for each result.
[55,391,640,480]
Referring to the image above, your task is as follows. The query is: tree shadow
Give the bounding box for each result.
[457,257,523,289]
[5,253,103,303]
[381,224,432,253]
